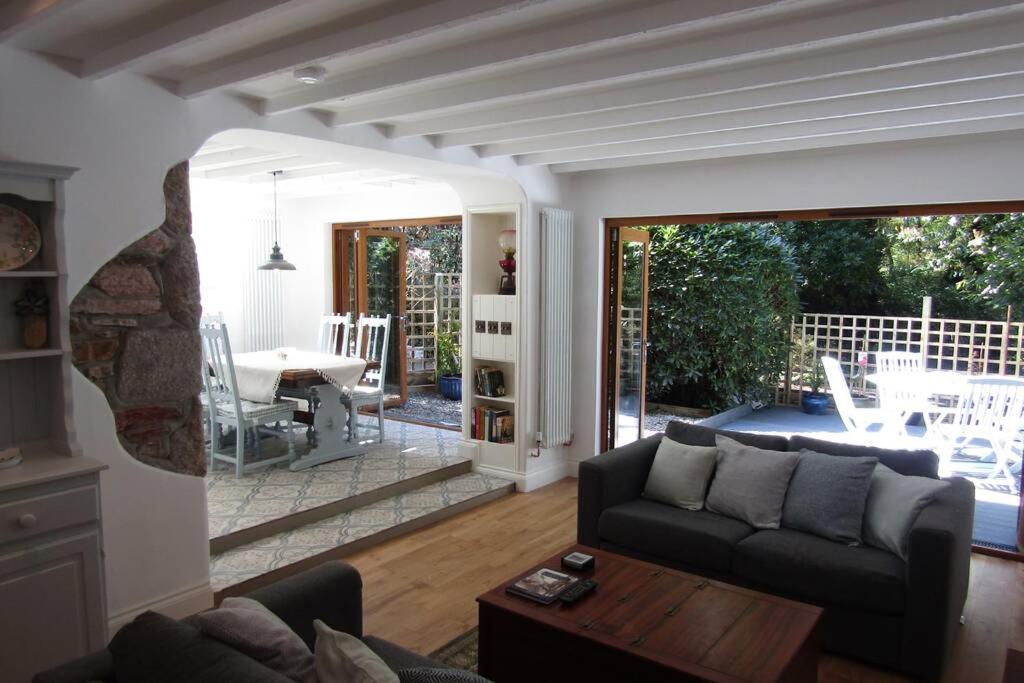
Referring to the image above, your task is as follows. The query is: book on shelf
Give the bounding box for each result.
[471,406,514,443]
[474,366,506,397]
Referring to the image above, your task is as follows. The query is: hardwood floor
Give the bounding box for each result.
[343,477,1023,682]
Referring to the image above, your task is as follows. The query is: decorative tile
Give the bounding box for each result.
[209,472,512,592]
[206,421,467,540]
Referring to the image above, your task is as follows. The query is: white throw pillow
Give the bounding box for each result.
[314,619,399,683]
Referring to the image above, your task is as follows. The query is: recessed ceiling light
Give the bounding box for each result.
[293,65,327,85]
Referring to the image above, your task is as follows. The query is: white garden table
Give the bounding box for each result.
[231,349,368,471]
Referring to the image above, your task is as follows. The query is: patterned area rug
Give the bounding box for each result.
[430,628,478,673]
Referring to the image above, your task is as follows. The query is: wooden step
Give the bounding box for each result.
[210,459,472,554]
[210,472,515,599]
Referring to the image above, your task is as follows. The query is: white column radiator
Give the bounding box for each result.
[242,211,285,351]
[539,208,574,448]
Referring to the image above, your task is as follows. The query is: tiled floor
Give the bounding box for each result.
[206,420,466,539]
[209,471,513,592]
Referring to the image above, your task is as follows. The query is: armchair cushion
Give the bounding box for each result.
[598,499,754,573]
[734,529,907,615]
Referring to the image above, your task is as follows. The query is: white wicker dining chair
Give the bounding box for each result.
[318,313,353,356]
[931,377,1024,490]
[200,318,297,477]
[821,356,895,435]
[342,314,391,443]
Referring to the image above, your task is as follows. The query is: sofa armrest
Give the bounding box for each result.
[32,650,114,683]
[577,434,662,547]
[246,561,363,649]
[902,477,975,680]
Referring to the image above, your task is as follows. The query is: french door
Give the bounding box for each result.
[602,227,651,451]
[333,227,408,406]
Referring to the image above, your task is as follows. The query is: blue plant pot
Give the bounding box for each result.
[801,392,830,415]
[439,375,462,401]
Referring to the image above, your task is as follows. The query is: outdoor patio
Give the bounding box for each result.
[717,406,1020,552]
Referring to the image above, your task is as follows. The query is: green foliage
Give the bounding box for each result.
[644,223,800,411]
[435,323,461,380]
[791,331,823,393]
[405,223,462,275]
[775,220,886,314]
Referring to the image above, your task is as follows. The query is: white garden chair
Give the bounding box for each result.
[876,350,923,374]
[821,356,895,435]
[318,313,353,356]
[875,350,946,433]
[342,314,391,443]
[931,377,1024,490]
[200,318,297,477]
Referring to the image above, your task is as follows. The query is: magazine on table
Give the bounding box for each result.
[506,568,578,604]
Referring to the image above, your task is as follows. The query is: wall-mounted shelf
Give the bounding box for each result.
[0,348,65,361]
[473,394,515,404]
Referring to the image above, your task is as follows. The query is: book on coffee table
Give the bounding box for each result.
[506,568,578,604]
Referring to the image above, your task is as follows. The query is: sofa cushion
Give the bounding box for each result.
[109,611,292,683]
[598,499,755,573]
[788,435,938,478]
[781,449,877,544]
[734,529,907,615]
[665,421,789,452]
[314,619,399,683]
[642,439,718,510]
[863,464,950,561]
[705,435,799,529]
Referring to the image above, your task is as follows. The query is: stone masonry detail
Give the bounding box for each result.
[70,162,206,475]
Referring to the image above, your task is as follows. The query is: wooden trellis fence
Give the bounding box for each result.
[778,297,1023,405]
[404,272,461,386]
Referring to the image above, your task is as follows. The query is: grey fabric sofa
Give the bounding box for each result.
[578,421,975,681]
[34,561,477,682]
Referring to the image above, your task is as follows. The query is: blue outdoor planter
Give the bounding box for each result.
[439,375,462,401]
[801,392,830,415]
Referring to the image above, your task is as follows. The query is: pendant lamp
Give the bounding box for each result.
[258,170,295,271]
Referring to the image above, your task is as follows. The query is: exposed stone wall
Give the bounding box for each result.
[71,162,206,476]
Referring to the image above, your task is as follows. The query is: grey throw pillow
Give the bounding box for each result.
[781,449,877,544]
[863,464,950,561]
[705,435,799,529]
[642,438,718,510]
[194,597,315,683]
[315,619,399,683]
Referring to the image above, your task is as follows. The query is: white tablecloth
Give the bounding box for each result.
[231,349,367,403]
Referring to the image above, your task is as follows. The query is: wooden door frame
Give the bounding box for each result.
[331,216,462,408]
[600,226,650,452]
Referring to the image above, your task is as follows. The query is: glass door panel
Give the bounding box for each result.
[603,227,650,450]
[357,230,407,406]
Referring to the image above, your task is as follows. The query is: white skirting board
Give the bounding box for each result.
[106,580,214,637]
[475,461,570,492]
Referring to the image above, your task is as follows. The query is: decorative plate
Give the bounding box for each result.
[0,204,41,271]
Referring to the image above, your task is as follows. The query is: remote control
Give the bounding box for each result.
[559,579,598,604]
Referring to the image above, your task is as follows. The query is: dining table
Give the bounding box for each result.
[230,349,371,471]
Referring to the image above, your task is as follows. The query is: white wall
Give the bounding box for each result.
[566,131,1024,471]
[0,44,562,630]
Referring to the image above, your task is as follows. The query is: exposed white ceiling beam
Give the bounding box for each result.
[388,20,1024,138]
[79,0,300,80]
[177,0,554,99]
[477,75,1024,157]
[0,0,86,42]
[329,0,1024,126]
[189,148,290,170]
[549,114,1024,173]
[434,49,1024,147]
[261,0,802,115]
[196,156,339,180]
[517,96,1024,166]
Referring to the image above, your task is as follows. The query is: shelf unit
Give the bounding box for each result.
[0,161,81,459]
[461,204,521,476]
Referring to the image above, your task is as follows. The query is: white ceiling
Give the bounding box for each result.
[6,0,1024,174]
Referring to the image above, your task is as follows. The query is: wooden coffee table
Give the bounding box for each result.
[477,546,821,683]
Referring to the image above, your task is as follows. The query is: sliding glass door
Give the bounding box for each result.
[602,227,650,450]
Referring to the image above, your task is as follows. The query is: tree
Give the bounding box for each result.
[644,223,800,410]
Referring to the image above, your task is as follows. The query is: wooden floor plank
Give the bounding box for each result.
[342,477,1020,682]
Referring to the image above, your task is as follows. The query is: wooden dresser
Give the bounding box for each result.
[0,161,109,682]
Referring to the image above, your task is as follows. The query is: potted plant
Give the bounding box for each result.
[435,324,461,401]
[801,359,830,415]
[13,283,48,350]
